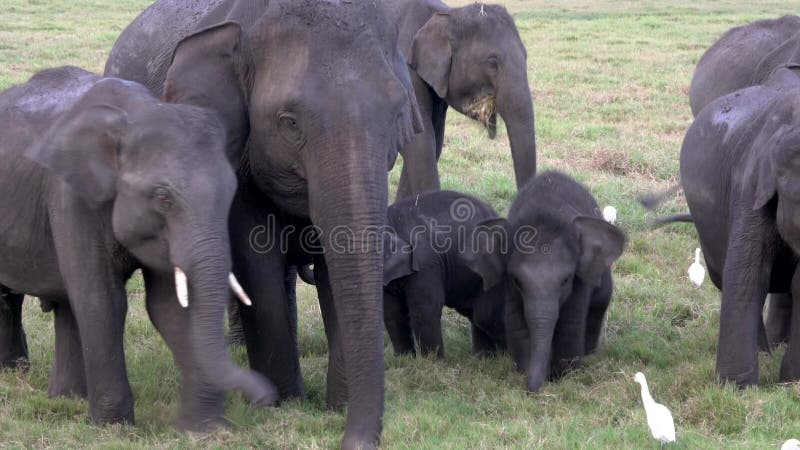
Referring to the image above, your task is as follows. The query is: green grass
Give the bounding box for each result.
[2,0,800,448]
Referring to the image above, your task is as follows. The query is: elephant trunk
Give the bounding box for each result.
[308,139,389,449]
[524,298,558,393]
[180,230,278,406]
[496,68,537,189]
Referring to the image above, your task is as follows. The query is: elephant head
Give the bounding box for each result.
[407,3,536,187]
[162,1,423,445]
[749,96,800,254]
[464,214,625,393]
[25,78,275,406]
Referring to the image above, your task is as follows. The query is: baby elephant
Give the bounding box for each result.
[464,171,626,392]
[0,66,275,430]
[382,190,507,358]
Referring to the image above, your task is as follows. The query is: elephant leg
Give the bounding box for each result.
[229,191,304,400]
[51,206,133,424]
[0,290,28,369]
[550,281,593,380]
[396,75,442,200]
[383,291,415,356]
[585,271,613,355]
[227,296,246,346]
[315,257,348,410]
[779,270,800,381]
[767,293,792,346]
[470,324,497,358]
[48,299,87,398]
[142,270,226,431]
[67,284,132,424]
[403,273,446,359]
[716,226,773,387]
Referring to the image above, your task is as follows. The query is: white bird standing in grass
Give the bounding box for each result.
[602,205,617,224]
[633,372,675,448]
[688,247,705,287]
[783,439,800,450]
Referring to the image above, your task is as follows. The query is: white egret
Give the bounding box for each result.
[782,439,800,450]
[688,247,705,287]
[633,372,675,448]
[602,205,617,224]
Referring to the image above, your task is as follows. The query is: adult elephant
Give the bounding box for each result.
[105,1,422,448]
[680,66,800,385]
[688,14,800,116]
[387,0,536,198]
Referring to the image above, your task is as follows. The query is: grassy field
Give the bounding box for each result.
[2,0,800,448]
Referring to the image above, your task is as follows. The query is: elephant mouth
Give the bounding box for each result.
[464,93,497,139]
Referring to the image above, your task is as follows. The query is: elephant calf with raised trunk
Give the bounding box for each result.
[388,0,537,199]
[0,66,276,430]
[382,190,507,359]
[464,171,626,393]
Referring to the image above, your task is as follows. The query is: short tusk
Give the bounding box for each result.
[175,267,189,308]
[229,273,252,306]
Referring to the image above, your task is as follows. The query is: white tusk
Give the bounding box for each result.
[229,273,252,306]
[175,267,189,308]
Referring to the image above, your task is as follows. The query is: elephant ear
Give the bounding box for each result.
[164,22,249,165]
[25,104,127,208]
[383,232,418,285]
[574,216,626,287]
[749,124,800,210]
[460,218,511,291]
[408,13,452,99]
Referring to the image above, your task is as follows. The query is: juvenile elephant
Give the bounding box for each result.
[689,14,800,116]
[382,190,506,358]
[680,67,800,385]
[464,171,626,393]
[105,1,423,447]
[387,0,537,198]
[0,66,276,428]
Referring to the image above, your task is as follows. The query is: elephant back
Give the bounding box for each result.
[104,0,230,95]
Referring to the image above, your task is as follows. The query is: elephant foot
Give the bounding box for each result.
[342,435,378,450]
[549,358,580,381]
[48,377,88,399]
[716,366,758,388]
[780,353,800,382]
[0,355,29,371]
[176,414,231,434]
[88,393,135,426]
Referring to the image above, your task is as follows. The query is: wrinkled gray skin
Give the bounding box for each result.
[382,191,506,358]
[689,14,800,116]
[464,171,625,393]
[0,66,276,430]
[680,66,800,385]
[387,0,536,199]
[105,1,422,447]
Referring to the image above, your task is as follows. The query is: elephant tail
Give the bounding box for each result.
[638,183,682,210]
[648,212,693,229]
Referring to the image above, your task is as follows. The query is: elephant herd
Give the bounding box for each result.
[0,1,799,447]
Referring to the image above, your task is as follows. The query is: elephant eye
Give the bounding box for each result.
[277,112,304,147]
[153,187,173,212]
[486,56,499,71]
[279,113,298,129]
